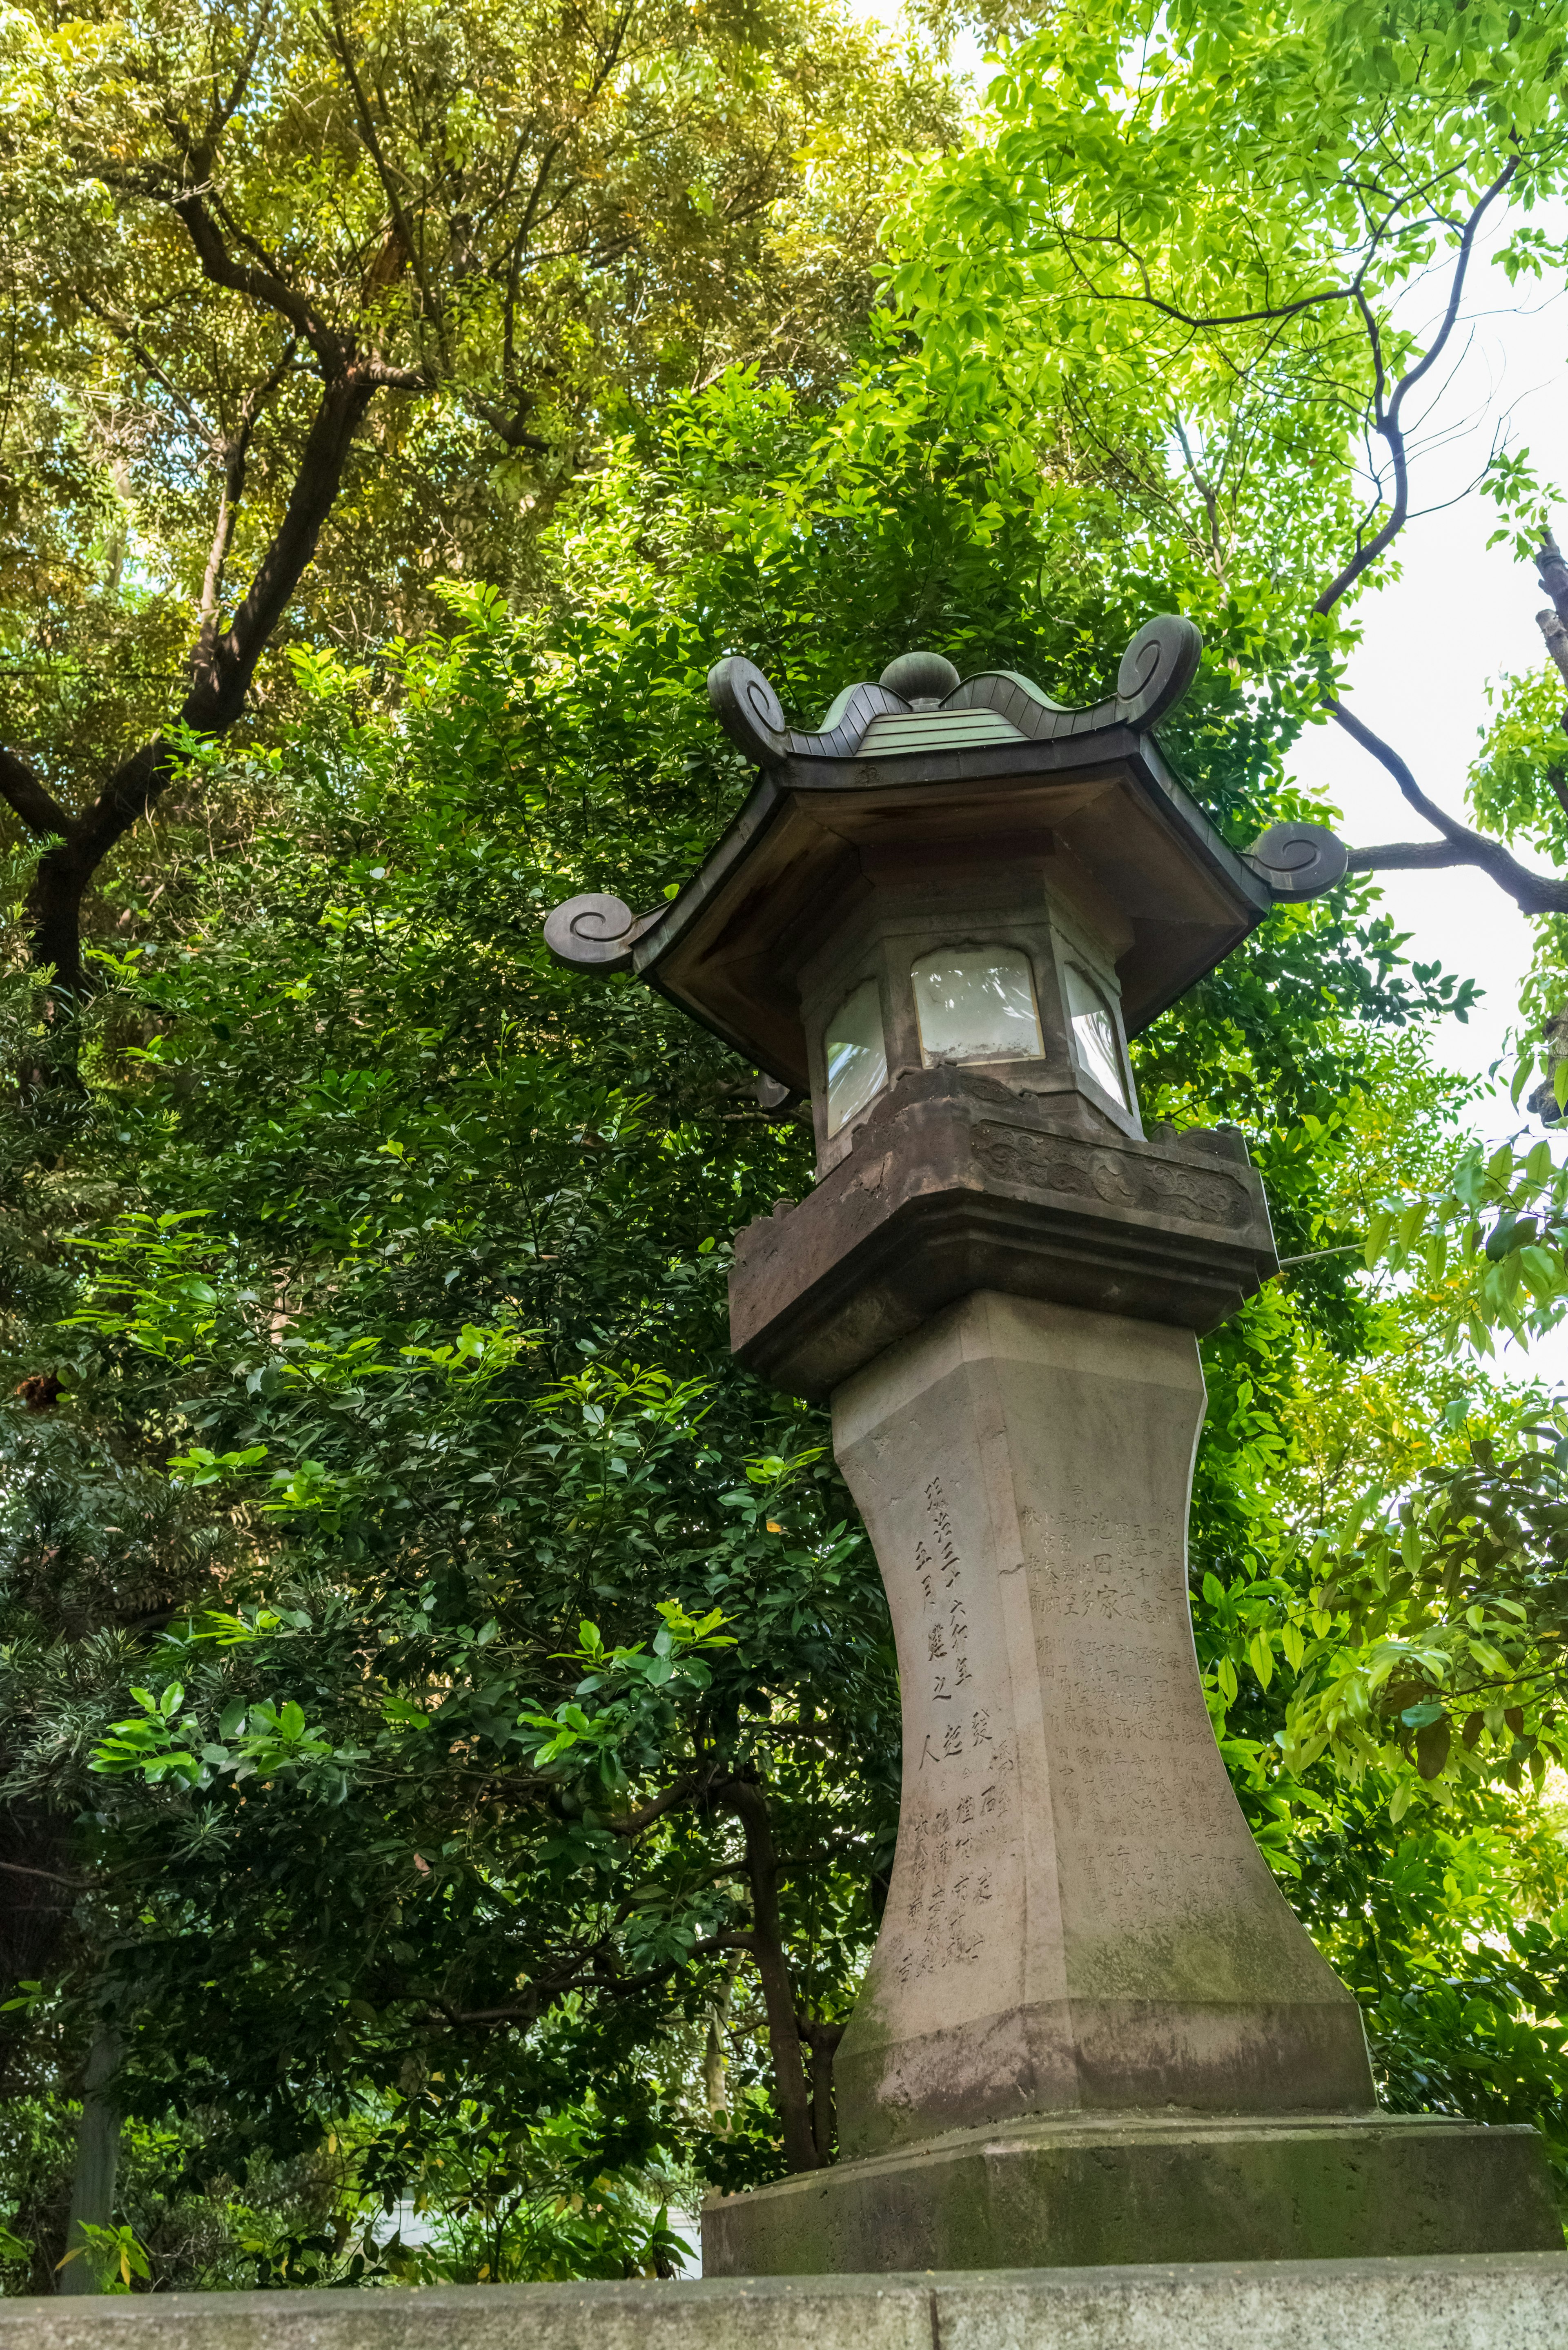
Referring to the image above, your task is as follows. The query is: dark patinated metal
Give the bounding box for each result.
[544,623,1347,1093]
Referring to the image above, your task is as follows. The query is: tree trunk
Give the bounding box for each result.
[727,1781,817,2173]
[60,2028,121,2294]
[801,2016,843,2166]
[703,1950,742,2124]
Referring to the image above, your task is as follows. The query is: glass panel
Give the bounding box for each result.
[825,978,888,1135]
[912,946,1043,1067]
[1064,962,1131,1108]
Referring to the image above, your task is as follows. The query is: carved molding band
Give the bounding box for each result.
[972,1124,1255,1230]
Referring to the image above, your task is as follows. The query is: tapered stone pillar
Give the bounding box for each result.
[829,1291,1371,2158]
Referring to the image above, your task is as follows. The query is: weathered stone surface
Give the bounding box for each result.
[728,1072,1278,1397]
[11,2257,1568,2350]
[0,2273,933,2350]
[701,2112,1564,2276]
[929,2254,1568,2350]
[826,1291,1370,2159]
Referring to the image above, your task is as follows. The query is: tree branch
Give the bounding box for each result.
[1314,161,1517,618]
[1344,840,1487,872]
[319,1,440,361]
[421,1932,753,2027]
[25,351,401,988]
[1538,531,1568,630]
[0,1859,94,1890]
[0,749,70,841]
[463,390,550,455]
[604,1773,698,1836]
[594,1931,755,2002]
[74,290,221,452]
[1333,698,1568,914]
[218,1,278,143]
[197,340,298,659]
[1538,602,1568,696]
[170,187,342,370]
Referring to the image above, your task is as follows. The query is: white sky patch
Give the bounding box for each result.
[1285,204,1568,1384]
[840,22,1568,1385]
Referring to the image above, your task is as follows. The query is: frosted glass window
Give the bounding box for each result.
[913,946,1043,1068]
[825,979,888,1135]
[1064,963,1131,1109]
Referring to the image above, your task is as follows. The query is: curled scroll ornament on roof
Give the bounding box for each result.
[1114,615,1203,727]
[1243,821,1349,899]
[543,891,659,973]
[708,656,792,764]
[707,615,1205,769]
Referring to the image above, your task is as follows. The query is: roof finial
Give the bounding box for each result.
[879,650,960,707]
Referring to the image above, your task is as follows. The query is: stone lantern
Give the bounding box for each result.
[546,620,1557,2272]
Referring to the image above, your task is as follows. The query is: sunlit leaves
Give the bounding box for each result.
[1364,1128,1568,1354]
[1270,1414,1568,1799]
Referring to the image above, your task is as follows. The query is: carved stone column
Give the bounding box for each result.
[830,1291,1371,2158]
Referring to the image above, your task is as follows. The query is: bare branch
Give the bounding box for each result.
[1380,161,1517,430]
[592,1931,755,2002]
[1054,235,1358,333]
[74,291,221,452]
[463,390,550,454]
[1333,697,1568,914]
[171,187,341,370]
[197,339,298,658]
[207,0,279,158]
[1314,161,1518,617]
[0,1858,94,1890]
[317,2,439,359]
[363,356,429,392]
[421,1931,754,2027]
[29,352,396,989]
[1345,840,1491,871]
[604,1773,698,1836]
[195,367,376,721]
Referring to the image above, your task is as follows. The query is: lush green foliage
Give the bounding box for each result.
[1,377,1563,2281]
[7,0,1568,2293]
[888,0,1568,611]
[0,0,952,686]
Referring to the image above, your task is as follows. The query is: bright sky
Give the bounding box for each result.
[857,12,1568,1383]
[1284,212,1568,1385]
[1287,234,1568,1093]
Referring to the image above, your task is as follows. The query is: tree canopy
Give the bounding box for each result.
[0,0,951,987]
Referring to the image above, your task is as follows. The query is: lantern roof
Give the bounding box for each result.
[545,617,1346,1095]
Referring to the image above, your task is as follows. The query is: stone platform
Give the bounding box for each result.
[700,2109,1561,2275]
[8,2255,1568,2348]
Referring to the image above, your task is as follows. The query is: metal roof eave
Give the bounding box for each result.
[631,723,1271,990]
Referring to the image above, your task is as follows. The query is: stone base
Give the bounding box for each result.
[702,2109,1562,2275]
